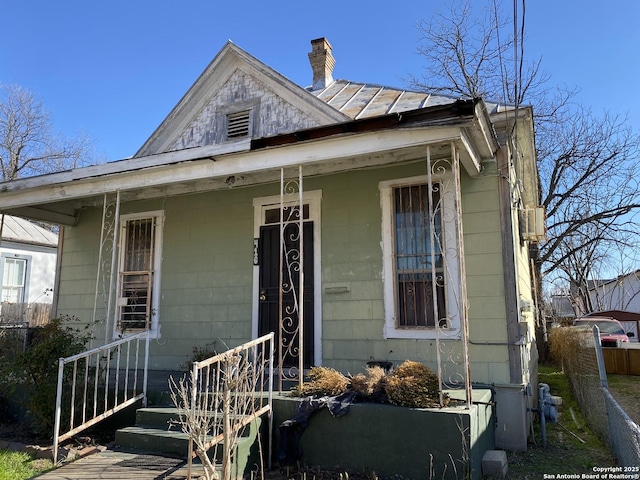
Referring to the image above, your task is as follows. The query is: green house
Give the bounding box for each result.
[0,38,541,451]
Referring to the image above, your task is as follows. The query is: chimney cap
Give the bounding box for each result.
[308,37,335,90]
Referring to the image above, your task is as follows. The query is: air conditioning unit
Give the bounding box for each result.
[522,206,546,243]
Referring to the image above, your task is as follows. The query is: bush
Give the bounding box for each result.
[350,365,386,399]
[549,325,592,370]
[385,360,447,408]
[0,316,92,437]
[290,367,349,397]
[291,360,446,408]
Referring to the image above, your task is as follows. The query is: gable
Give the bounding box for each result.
[169,68,324,152]
[136,41,347,157]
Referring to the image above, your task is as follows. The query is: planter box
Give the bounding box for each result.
[272,389,494,480]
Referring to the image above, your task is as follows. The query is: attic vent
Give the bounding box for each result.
[226,110,251,139]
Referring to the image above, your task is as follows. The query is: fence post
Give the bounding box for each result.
[52,357,65,463]
[143,333,150,407]
[593,326,609,389]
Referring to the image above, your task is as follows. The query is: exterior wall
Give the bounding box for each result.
[0,242,57,305]
[56,160,516,385]
[589,274,640,313]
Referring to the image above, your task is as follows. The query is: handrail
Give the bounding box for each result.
[184,332,274,479]
[53,330,150,462]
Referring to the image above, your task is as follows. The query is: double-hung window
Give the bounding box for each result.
[116,211,163,337]
[380,174,460,339]
[1,256,28,304]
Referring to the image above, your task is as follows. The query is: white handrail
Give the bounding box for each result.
[185,332,275,478]
[53,331,150,463]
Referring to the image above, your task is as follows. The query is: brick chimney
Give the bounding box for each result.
[308,37,335,90]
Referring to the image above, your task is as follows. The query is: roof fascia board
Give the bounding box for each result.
[458,128,482,176]
[474,99,499,157]
[0,139,252,192]
[0,126,466,210]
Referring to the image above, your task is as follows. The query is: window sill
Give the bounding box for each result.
[383,324,461,340]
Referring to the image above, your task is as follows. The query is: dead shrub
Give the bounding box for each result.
[549,325,593,371]
[350,366,386,398]
[291,366,349,397]
[385,360,447,408]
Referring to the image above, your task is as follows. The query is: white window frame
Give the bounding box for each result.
[380,174,461,339]
[114,210,164,339]
[1,254,30,304]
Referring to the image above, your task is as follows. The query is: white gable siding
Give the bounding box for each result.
[171,69,321,151]
[589,273,640,313]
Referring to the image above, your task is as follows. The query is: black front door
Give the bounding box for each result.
[258,222,314,368]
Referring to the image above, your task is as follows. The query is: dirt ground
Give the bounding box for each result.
[606,373,640,424]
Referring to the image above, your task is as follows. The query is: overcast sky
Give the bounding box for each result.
[2,0,638,162]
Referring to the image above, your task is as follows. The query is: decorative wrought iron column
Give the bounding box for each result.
[91,191,121,345]
[426,145,472,407]
[278,166,305,391]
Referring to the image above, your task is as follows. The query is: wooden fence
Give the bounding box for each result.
[0,303,52,327]
[602,346,640,375]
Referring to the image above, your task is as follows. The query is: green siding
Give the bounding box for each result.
[56,161,525,385]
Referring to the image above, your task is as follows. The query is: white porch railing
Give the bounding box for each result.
[53,331,150,462]
[183,332,275,479]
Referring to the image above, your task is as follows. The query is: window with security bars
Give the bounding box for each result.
[118,217,156,332]
[394,183,446,328]
[226,110,251,139]
[2,257,27,304]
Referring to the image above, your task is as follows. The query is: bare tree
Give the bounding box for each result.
[411,0,640,315]
[0,84,92,181]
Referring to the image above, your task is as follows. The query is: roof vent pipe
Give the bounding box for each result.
[308,37,335,90]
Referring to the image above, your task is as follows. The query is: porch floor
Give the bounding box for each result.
[34,449,203,480]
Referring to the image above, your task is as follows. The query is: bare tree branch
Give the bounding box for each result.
[0,84,93,181]
[411,0,640,312]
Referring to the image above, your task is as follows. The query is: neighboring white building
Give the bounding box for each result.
[587,271,640,315]
[0,215,57,311]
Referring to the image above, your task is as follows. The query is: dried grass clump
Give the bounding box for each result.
[384,360,447,408]
[291,366,349,397]
[349,366,386,397]
[549,325,593,370]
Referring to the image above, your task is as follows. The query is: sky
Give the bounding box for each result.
[2,0,639,163]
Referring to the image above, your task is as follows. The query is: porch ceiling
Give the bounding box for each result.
[0,101,498,226]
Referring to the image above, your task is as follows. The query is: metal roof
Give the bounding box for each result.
[1,215,58,247]
[309,79,505,120]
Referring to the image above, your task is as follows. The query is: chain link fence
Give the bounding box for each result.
[0,321,29,353]
[552,326,640,467]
